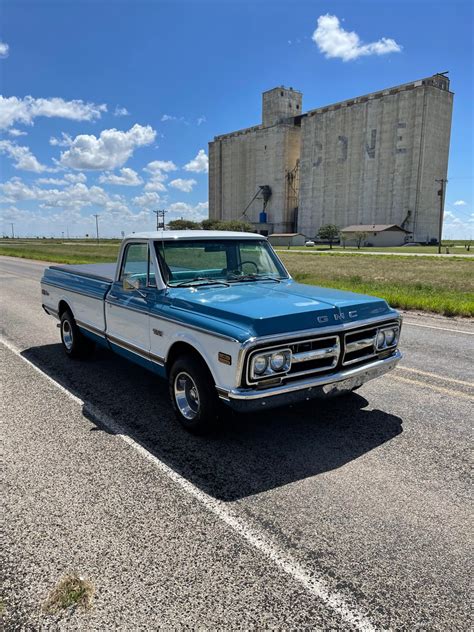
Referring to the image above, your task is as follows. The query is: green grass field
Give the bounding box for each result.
[276,242,473,255]
[1,239,473,317]
[278,251,474,318]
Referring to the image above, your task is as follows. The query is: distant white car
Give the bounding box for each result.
[305,240,315,247]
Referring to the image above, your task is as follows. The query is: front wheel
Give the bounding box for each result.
[168,354,220,434]
[60,310,95,359]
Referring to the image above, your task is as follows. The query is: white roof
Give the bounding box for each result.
[126,230,266,240]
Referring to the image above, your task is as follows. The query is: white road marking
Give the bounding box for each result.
[391,374,474,400]
[397,366,474,387]
[403,321,474,335]
[1,335,376,632]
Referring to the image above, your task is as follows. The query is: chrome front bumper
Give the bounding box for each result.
[222,349,402,413]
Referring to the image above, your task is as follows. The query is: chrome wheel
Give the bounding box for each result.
[174,371,200,420]
[62,319,73,351]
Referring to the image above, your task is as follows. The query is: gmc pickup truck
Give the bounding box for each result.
[41,231,402,433]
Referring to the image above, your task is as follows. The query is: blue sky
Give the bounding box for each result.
[1,0,472,238]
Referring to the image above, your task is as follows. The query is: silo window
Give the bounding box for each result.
[296,104,299,110]
[280,91,284,96]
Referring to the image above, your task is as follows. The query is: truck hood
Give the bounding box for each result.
[162,279,396,340]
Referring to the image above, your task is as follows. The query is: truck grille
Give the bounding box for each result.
[242,319,400,387]
[342,320,399,366]
[287,336,340,378]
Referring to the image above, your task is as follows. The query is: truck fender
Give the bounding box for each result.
[165,331,221,385]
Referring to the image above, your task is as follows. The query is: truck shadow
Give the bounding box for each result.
[21,343,403,502]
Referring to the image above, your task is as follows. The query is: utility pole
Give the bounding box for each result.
[10,223,14,239]
[435,179,448,254]
[153,209,167,230]
[93,214,100,244]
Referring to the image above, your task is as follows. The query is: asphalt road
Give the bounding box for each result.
[2,255,473,631]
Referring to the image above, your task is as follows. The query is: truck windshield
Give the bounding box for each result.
[154,239,288,287]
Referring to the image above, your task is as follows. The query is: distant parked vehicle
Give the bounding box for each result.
[305,240,315,247]
[41,231,402,433]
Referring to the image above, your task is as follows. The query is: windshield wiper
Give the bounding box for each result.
[227,274,281,283]
[173,277,230,288]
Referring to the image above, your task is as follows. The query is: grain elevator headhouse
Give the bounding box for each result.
[209,74,453,243]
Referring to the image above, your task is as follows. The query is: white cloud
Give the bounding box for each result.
[144,179,167,192]
[183,149,208,173]
[0,140,52,173]
[7,128,27,137]
[167,201,209,222]
[36,173,87,186]
[161,114,189,125]
[114,106,130,117]
[59,124,156,170]
[0,41,9,59]
[144,160,177,174]
[0,200,154,239]
[1,176,130,220]
[453,200,467,206]
[169,178,197,193]
[143,159,177,192]
[197,115,206,126]
[312,14,402,62]
[132,191,162,208]
[99,167,143,186]
[49,132,73,147]
[0,96,107,130]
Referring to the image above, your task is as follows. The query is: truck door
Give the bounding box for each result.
[105,242,153,356]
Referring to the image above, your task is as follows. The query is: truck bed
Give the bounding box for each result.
[49,263,116,283]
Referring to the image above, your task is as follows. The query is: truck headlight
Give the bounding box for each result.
[376,326,399,350]
[250,348,292,380]
[270,351,291,372]
[385,328,397,346]
[376,330,386,348]
[253,355,268,375]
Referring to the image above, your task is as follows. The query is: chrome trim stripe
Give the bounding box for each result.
[106,334,165,366]
[153,310,241,342]
[105,299,149,315]
[41,280,105,300]
[228,350,402,401]
[76,320,106,338]
[107,300,240,342]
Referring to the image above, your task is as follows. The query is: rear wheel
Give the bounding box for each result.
[169,354,220,434]
[60,310,95,359]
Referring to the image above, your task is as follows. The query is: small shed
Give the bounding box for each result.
[268,233,306,247]
[340,224,411,248]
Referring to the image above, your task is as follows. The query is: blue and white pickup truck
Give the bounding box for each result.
[41,231,402,432]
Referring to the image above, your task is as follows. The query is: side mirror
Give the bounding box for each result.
[123,275,142,291]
